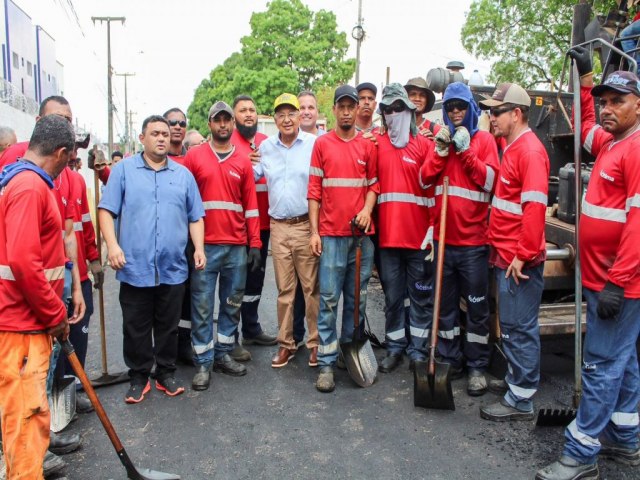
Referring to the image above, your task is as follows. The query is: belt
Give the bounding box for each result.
[272,214,309,224]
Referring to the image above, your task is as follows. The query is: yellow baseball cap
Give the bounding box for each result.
[273,93,300,112]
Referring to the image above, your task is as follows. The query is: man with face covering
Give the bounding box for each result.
[419,82,499,395]
[374,83,434,372]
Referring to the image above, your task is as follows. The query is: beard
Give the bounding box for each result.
[236,122,258,140]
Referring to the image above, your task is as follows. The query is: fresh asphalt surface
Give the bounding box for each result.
[59,256,637,480]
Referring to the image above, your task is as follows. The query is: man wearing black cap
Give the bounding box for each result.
[308,85,379,392]
[404,77,439,136]
[536,49,640,480]
[356,82,378,133]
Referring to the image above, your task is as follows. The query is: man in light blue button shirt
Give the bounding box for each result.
[253,93,320,369]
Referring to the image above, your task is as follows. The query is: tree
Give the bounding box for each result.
[461,0,618,90]
[187,0,355,133]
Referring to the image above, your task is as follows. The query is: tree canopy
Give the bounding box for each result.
[187,0,355,133]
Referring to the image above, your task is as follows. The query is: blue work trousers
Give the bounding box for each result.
[495,264,544,412]
[191,244,247,366]
[379,248,432,360]
[563,289,640,464]
[317,236,374,367]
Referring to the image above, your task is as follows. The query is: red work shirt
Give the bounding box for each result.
[0,141,28,170]
[69,170,99,282]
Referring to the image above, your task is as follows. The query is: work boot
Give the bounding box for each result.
[213,354,247,376]
[535,456,599,480]
[479,398,534,422]
[48,431,82,455]
[75,392,94,413]
[43,450,67,478]
[230,343,252,362]
[316,366,335,393]
[599,439,640,466]
[192,365,211,391]
[271,347,296,368]
[378,353,403,373]
[488,378,508,395]
[243,332,277,346]
[467,369,488,396]
[308,347,318,367]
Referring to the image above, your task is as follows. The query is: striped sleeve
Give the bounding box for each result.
[517,151,549,261]
[308,141,324,201]
[580,86,612,157]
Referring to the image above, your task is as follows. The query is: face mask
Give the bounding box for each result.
[384,110,412,148]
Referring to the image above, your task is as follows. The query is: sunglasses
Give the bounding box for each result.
[168,119,187,128]
[489,106,516,117]
[444,100,469,112]
[381,103,406,115]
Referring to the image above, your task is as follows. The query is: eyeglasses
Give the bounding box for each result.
[381,103,406,115]
[275,111,299,121]
[168,120,187,128]
[444,100,469,113]
[489,106,516,117]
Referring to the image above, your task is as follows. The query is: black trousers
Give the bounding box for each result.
[119,282,185,384]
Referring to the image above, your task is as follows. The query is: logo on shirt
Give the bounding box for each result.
[599,169,614,182]
[356,159,366,166]
[229,170,241,180]
[402,156,417,165]
[500,176,510,185]
[468,295,486,304]
[62,197,67,206]
[76,198,82,205]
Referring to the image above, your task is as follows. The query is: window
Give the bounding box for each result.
[12,52,18,68]
[47,74,51,82]
[27,61,32,76]
[21,57,24,67]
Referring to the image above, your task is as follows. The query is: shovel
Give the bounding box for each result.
[49,372,77,433]
[62,339,180,480]
[340,220,378,387]
[414,177,455,411]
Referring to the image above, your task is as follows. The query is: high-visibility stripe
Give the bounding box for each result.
[203,201,243,213]
[2,265,67,282]
[178,319,191,329]
[567,420,601,447]
[217,333,235,344]
[521,190,548,206]
[378,192,430,207]
[403,297,411,307]
[626,194,640,211]
[82,213,92,223]
[438,327,460,339]
[410,326,429,338]
[386,329,405,341]
[492,197,522,215]
[255,184,268,192]
[418,172,432,190]
[318,340,338,354]
[245,209,259,218]
[484,165,496,192]
[322,178,367,187]
[193,341,214,354]
[582,199,627,223]
[0,265,15,280]
[73,222,83,232]
[309,167,324,177]
[436,185,490,203]
[584,125,601,155]
[611,411,640,426]
[368,177,378,186]
[506,381,536,399]
[467,332,489,344]
[242,294,261,303]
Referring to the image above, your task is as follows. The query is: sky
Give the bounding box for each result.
[14,0,489,143]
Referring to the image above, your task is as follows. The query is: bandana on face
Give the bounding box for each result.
[384,110,412,148]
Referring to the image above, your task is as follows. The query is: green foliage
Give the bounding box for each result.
[461,0,619,89]
[187,0,355,133]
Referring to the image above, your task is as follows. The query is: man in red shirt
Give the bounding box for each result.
[308,85,379,393]
[537,53,640,480]
[0,115,73,478]
[355,82,378,133]
[184,101,262,391]
[164,108,188,163]
[404,77,438,136]
[478,83,549,422]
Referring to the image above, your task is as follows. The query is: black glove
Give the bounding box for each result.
[597,281,624,320]
[247,247,261,272]
[568,46,592,77]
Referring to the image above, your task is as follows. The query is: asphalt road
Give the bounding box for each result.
[58,257,637,480]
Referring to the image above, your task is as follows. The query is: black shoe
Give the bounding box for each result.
[44,450,67,477]
[155,376,185,396]
[467,369,488,397]
[378,353,403,373]
[480,398,534,422]
[599,439,640,466]
[75,392,94,413]
[243,332,277,346]
[192,365,211,391]
[213,354,247,376]
[49,431,82,455]
[124,381,151,404]
[535,455,599,480]
[488,378,508,395]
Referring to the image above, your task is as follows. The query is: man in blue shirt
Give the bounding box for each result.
[254,93,319,369]
[99,115,205,404]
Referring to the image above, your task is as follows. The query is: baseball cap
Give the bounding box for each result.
[334,85,359,104]
[356,82,377,96]
[273,93,300,111]
[209,101,234,120]
[591,70,640,97]
[479,82,531,109]
[404,77,436,113]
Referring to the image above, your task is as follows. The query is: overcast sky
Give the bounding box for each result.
[14,0,487,142]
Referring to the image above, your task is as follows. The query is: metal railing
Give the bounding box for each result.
[0,78,38,115]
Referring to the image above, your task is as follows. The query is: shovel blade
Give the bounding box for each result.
[129,467,181,480]
[340,338,378,388]
[535,408,576,427]
[413,359,455,411]
[90,371,130,389]
[49,376,77,433]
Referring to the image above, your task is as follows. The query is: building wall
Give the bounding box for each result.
[1,0,7,80]
[37,26,57,101]
[6,0,36,99]
[0,100,35,139]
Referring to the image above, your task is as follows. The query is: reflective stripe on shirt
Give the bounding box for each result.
[584,125,601,155]
[309,167,324,177]
[0,264,65,281]
[322,178,368,187]
[203,201,243,213]
[436,185,490,203]
[73,222,83,232]
[582,199,627,223]
[255,184,268,192]
[377,192,431,207]
[492,197,523,215]
[521,190,547,206]
[484,165,496,193]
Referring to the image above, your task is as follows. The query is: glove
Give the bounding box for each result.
[421,226,434,262]
[597,281,624,320]
[87,148,96,169]
[89,259,104,289]
[434,126,451,157]
[453,126,471,153]
[568,46,592,77]
[247,247,261,273]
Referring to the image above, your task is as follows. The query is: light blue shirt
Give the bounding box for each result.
[99,153,205,287]
[253,129,316,220]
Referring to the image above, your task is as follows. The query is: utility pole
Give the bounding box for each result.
[129,110,136,154]
[115,72,135,154]
[351,0,365,84]
[91,16,125,157]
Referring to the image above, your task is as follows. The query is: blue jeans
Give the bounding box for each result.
[495,264,544,412]
[379,248,432,360]
[563,289,640,464]
[436,244,491,370]
[317,236,374,367]
[191,244,247,366]
[621,20,640,66]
